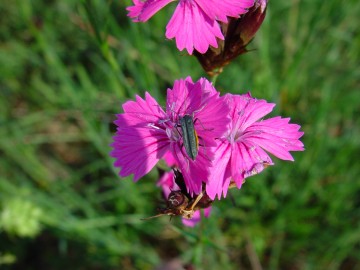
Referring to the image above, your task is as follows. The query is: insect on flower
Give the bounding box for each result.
[110,77,231,196]
[179,115,199,161]
[142,169,213,220]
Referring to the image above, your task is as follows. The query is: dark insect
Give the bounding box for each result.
[179,115,199,161]
[142,169,213,220]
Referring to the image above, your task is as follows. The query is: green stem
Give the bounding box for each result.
[211,73,219,85]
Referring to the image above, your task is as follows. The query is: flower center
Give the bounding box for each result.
[160,120,181,142]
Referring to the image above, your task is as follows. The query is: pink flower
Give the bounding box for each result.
[110,77,230,195]
[127,0,255,54]
[206,93,304,200]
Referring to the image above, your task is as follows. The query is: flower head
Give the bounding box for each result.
[110,77,230,195]
[206,93,304,199]
[127,0,255,54]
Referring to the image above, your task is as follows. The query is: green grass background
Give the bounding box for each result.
[1,0,359,269]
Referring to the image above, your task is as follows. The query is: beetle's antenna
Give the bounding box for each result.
[141,213,168,220]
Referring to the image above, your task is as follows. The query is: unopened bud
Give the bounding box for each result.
[194,0,267,76]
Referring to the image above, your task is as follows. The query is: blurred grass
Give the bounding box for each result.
[0,0,359,269]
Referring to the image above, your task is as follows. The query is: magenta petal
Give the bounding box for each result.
[118,92,167,127]
[251,117,304,141]
[111,92,171,181]
[231,141,273,185]
[206,142,232,200]
[166,1,223,54]
[172,143,211,195]
[228,94,276,132]
[111,127,169,180]
[195,94,231,147]
[245,117,304,161]
[195,0,255,22]
[162,151,177,167]
[166,77,202,117]
[127,0,173,22]
[197,77,219,101]
[203,206,212,217]
[126,0,145,21]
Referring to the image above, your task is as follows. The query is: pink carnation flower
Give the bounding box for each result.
[127,0,255,54]
[206,93,304,199]
[110,77,230,195]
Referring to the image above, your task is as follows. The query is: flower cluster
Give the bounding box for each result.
[116,0,304,226]
[111,77,304,222]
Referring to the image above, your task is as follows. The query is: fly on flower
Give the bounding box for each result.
[143,169,213,220]
[141,190,202,220]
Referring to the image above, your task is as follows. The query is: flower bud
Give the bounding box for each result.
[194,0,267,76]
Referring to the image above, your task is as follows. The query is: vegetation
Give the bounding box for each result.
[1,0,359,269]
